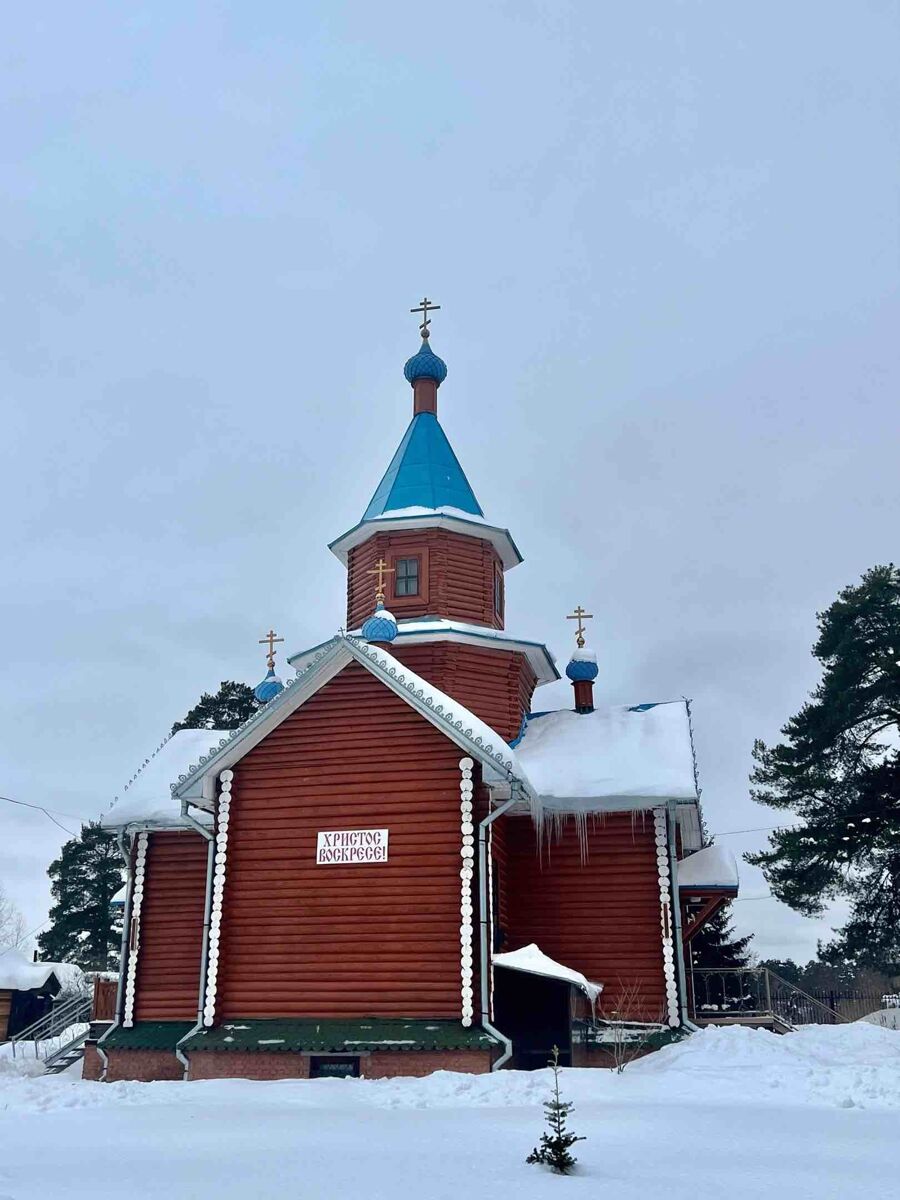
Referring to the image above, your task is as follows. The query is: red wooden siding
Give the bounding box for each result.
[347,529,505,630]
[216,661,471,1020]
[389,642,537,743]
[501,813,667,1017]
[133,832,208,1022]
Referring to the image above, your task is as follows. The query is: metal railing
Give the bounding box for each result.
[691,967,847,1028]
[8,992,93,1060]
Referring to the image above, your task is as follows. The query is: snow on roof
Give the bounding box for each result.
[493,943,603,1003]
[362,504,487,525]
[513,700,699,812]
[678,844,739,892]
[0,951,61,992]
[101,729,228,830]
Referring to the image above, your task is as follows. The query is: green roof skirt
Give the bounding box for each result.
[100,1021,195,1051]
[183,1019,498,1054]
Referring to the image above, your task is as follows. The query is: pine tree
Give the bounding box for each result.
[171,680,257,734]
[37,822,123,970]
[690,902,753,969]
[526,1045,585,1175]
[747,565,900,973]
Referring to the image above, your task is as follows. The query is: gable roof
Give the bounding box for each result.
[173,634,537,806]
[362,413,483,520]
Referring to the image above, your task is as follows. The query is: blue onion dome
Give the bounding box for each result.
[403,337,448,385]
[361,601,398,643]
[254,666,284,703]
[566,648,599,682]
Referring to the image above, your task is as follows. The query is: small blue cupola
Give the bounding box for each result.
[254,628,285,704]
[565,607,598,713]
[566,650,599,682]
[254,666,284,704]
[404,338,448,386]
[361,560,399,643]
[361,601,399,644]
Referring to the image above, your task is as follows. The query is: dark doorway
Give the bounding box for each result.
[493,968,573,1070]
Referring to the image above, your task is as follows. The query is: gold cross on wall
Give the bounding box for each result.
[258,628,284,668]
[411,296,440,338]
[566,605,594,649]
[367,558,395,602]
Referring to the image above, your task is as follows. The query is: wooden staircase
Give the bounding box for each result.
[690,967,846,1032]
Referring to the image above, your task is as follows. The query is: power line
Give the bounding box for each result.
[0,794,79,837]
[715,824,789,837]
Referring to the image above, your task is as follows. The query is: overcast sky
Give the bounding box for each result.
[1,3,897,962]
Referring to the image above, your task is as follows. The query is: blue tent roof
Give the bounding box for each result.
[362,412,484,520]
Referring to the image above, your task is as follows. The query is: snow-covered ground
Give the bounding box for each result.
[1,1023,898,1199]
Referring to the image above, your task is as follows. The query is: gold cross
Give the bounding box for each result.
[411,296,440,338]
[258,628,284,668]
[367,558,395,602]
[566,606,593,649]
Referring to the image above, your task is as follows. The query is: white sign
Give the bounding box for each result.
[316,828,389,865]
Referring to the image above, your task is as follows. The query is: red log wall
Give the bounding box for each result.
[134,832,208,1022]
[215,662,472,1020]
[347,528,504,630]
[501,813,667,1017]
[388,641,536,743]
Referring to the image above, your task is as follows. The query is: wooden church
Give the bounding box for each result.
[86,303,739,1082]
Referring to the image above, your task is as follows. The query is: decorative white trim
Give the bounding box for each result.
[654,808,680,1027]
[122,832,149,1028]
[202,770,233,1028]
[174,635,538,811]
[459,757,475,1027]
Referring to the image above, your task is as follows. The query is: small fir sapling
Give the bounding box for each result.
[526,1045,585,1175]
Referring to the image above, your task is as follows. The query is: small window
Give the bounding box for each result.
[310,1056,360,1079]
[395,557,420,597]
[493,565,504,619]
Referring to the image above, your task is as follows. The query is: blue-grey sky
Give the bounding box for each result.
[1,2,897,961]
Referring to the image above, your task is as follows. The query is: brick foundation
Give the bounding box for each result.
[82,1043,103,1081]
[188,1051,312,1081]
[101,1048,185,1082]
[364,1049,492,1077]
[84,1043,494,1083]
[187,1047,492,1081]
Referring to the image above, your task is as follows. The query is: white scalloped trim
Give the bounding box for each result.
[202,771,233,1027]
[122,831,148,1028]
[654,808,680,1028]
[459,757,475,1027]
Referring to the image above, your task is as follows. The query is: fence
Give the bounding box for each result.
[91,976,117,1022]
